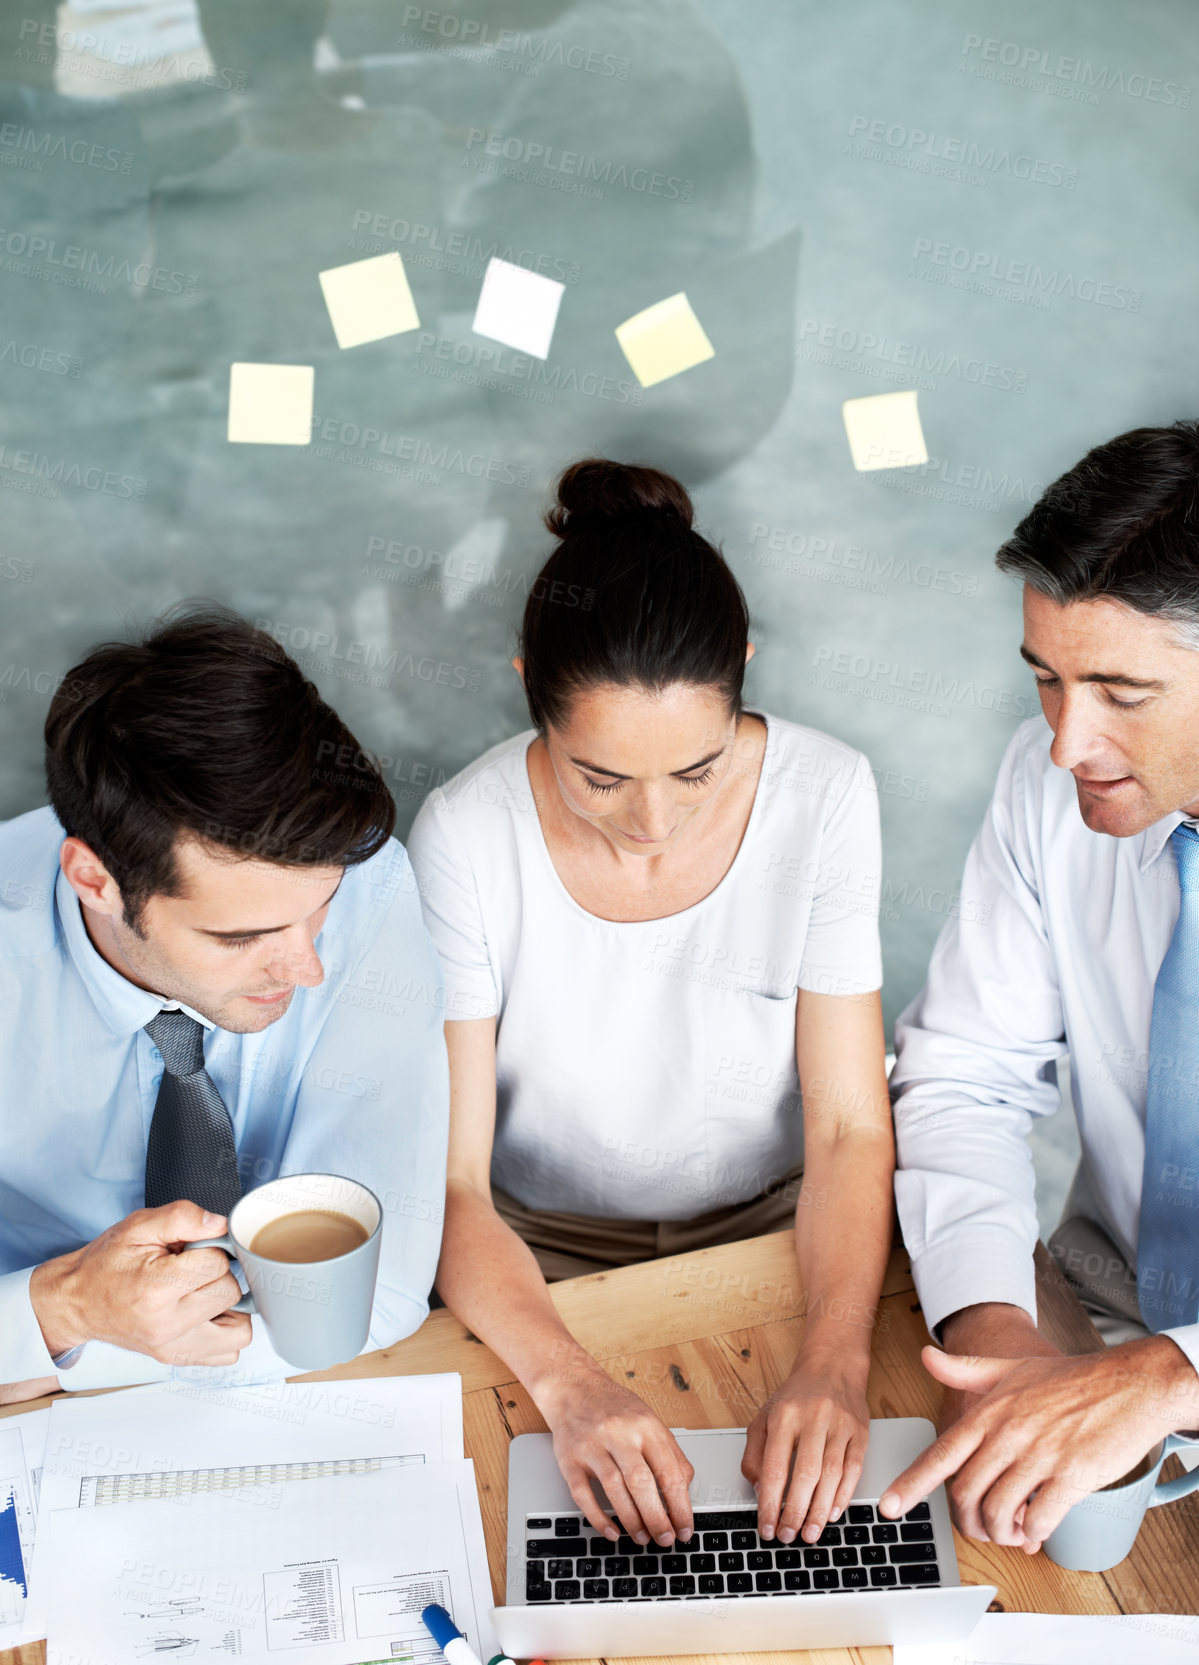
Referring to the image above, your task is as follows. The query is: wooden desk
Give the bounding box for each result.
[5,1232,1197,1665]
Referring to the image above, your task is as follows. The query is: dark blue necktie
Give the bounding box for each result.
[143,1008,242,1217]
[1138,824,1199,1330]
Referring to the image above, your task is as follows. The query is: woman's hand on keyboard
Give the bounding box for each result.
[541,1360,696,1548]
[742,1348,871,1546]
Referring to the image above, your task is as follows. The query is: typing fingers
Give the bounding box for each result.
[741,1411,768,1490]
[750,1408,802,1540]
[644,1431,694,1542]
[619,1452,678,1546]
[799,1431,848,1544]
[772,1423,824,1543]
[830,1428,868,1524]
[565,1463,625,1540]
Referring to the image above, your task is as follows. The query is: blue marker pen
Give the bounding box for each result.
[421,1602,515,1665]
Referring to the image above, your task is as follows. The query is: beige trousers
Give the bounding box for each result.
[492,1165,806,1282]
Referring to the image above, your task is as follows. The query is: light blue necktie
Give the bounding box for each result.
[1139,823,1199,1331]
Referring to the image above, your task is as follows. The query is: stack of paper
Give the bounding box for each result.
[15,1375,497,1665]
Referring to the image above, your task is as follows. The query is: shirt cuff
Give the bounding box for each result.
[907,1227,1039,1341]
[1158,1324,1199,1403]
[54,1341,169,1392]
[0,1267,58,1386]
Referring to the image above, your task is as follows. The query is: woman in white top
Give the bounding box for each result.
[408,459,893,1557]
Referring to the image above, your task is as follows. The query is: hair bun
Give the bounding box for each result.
[545,458,694,537]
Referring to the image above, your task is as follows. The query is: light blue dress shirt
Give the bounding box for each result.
[892,717,1199,1378]
[0,807,449,1392]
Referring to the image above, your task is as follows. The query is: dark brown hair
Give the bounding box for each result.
[519,459,750,730]
[45,604,394,926]
[996,420,1199,645]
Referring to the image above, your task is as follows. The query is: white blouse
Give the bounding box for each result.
[407,712,882,1220]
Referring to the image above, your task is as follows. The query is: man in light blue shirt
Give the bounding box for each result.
[0,606,449,1401]
[884,421,1199,1549]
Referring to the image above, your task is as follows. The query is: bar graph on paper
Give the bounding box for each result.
[0,1426,37,1634]
[78,1452,422,1506]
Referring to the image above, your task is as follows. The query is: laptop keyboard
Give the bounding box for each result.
[524,1501,939,1602]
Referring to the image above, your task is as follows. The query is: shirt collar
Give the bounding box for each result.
[55,868,215,1037]
[1140,809,1194,874]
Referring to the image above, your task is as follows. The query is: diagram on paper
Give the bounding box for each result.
[138,1631,200,1657]
[0,1426,36,1632]
[0,1478,24,1629]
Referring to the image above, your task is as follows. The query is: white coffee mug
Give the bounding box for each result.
[1042,1433,1199,1572]
[184,1172,382,1371]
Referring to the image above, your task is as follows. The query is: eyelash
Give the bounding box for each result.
[583,766,716,796]
[223,935,261,950]
[1034,676,1148,711]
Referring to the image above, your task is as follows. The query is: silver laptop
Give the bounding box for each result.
[492,1420,995,1657]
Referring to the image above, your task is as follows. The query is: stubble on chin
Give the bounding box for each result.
[1073,781,1154,840]
[190,991,292,1035]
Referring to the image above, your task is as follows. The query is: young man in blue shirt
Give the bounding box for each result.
[0,605,448,1401]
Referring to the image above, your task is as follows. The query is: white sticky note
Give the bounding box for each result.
[227,363,314,445]
[615,292,715,388]
[842,390,928,471]
[471,257,564,359]
[318,251,420,348]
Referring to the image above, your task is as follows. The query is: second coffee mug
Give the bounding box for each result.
[184,1172,382,1371]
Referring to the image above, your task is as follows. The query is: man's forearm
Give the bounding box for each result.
[1143,1334,1199,1434]
[28,1253,88,1357]
[940,1301,1060,1358]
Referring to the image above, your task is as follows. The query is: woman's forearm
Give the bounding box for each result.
[435,1179,605,1412]
[794,1127,894,1367]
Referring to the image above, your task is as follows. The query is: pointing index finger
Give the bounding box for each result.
[879,1420,984,1518]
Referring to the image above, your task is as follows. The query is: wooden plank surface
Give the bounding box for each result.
[301,1232,916,1396]
[3,1235,1196,1665]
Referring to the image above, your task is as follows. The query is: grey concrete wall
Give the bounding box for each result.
[0,0,1194,1055]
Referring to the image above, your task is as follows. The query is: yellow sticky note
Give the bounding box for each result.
[841,391,928,471]
[318,251,420,349]
[615,292,715,388]
[227,363,314,445]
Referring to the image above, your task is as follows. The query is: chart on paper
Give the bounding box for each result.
[78,1452,421,1506]
[0,1414,47,1641]
[0,1467,27,1630]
